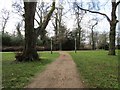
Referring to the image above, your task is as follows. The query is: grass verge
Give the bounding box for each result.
[69,50,118,88]
[2,52,59,88]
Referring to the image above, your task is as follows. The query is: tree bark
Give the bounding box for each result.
[109,23,116,55]
[23,2,39,61]
[16,2,39,61]
[108,1,118,55]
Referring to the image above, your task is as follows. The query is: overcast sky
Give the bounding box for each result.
[0,0,119,37]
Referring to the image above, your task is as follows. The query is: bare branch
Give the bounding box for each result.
[36,1,55,36]
[52,21,56,29]
[116,0,120,7]
[91,21,98,30]
[1,9,10,34]
[35,18,40,25]
[51,15,60,23]
[36,10,41,20]
[62,8,71,16]
[75,3,111,23]
[12,1,24,17]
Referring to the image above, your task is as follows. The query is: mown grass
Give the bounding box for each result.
[2,52,59,88]
[69,50,118,88]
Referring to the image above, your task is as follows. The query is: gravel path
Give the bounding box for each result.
[25,51,84,88]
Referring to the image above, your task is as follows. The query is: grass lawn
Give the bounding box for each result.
[2,52,59,88]
[69,50,118,88]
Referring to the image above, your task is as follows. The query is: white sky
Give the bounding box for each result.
[0,0,120,37]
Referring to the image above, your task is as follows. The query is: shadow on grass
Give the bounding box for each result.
[9,56,53,66]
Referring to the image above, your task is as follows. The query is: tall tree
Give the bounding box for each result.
[16,1,55,61]
[20,1,38,61]
[1,9,10,35]
[58,5,63,50]
[52,3,64,50]
[52,12,59,50]
[88,18,98,50]
[16,22,23,39]
[75,0,120,55]
[52,8,67,50]
[73,1,85,49]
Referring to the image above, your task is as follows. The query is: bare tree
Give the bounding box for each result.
[74,0,120,55]
[88,18,98,50]
[52,11,59,50]
[52,8,70,50]
[1,9,10,34]
[12,0,49,38]
[16,22,23,39]
[52,2,64,50]
[73,1,86,49]
[16,1,55,61]
[57,4,64,50]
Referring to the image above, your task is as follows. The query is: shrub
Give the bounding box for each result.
[2,33,12,46]
[10,36,24,46]
[1,32,24,46]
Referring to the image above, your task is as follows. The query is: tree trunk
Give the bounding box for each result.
[91,30,95,50]
[108,2,118,55]
[55,13,58,50]
[16,2,39,61]
[78,25,81,50]
[77,8,81,50]
[108,23,116,55]
[91,22,98,50]
[23,2,39,61]
[22,33,39,61]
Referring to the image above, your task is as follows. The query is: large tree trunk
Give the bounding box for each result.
[108,23,116,55]
[108,1,118,55]
[16,2,39,61]
[23,2,39,61]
